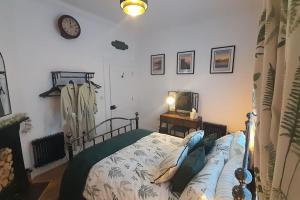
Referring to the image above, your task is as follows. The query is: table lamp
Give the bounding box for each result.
[166,96,175,112]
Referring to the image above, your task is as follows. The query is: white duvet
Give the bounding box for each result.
[83,132,183,200]
[83,131,245,200]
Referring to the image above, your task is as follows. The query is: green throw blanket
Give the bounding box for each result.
[59,129,152,200]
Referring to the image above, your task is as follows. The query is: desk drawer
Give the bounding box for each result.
[160,117,184,125]
[160,116,200,129]
[160,117,175,124]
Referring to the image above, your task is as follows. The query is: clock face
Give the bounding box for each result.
[58,15,81,39]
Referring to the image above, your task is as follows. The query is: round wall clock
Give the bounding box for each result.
[58,15,81,39]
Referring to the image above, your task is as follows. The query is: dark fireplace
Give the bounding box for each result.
[0,117,29,200]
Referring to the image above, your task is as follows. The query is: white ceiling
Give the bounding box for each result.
[61,0,261,29]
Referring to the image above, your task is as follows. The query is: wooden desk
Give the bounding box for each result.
[159,112,202,135]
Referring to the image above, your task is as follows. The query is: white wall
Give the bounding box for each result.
[0,0,260,176]
[0,0,139,175]
[135,10,260,132]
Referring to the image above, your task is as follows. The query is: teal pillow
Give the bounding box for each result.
[189,133,217,155]
[170,146,206,194]
[203,133,217,155]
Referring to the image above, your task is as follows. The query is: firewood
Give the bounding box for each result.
[3,163,9,170]
[0,152,6,161]
[6,154,12,162]
[2,169,9,178]
[0,148,14,190]
[1,178,8,187]
[8,161,13,168]
[1,149,8,155]
[8,173,14,181]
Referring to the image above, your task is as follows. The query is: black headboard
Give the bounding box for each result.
[202,121,227,139]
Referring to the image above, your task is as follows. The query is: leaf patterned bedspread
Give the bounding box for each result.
[83,132,183,200]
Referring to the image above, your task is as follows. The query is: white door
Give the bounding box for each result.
[102,57,138,132]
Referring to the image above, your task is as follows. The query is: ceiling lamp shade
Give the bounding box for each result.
[120,0,148,17]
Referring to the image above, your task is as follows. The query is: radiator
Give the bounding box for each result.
[32,132,65,167]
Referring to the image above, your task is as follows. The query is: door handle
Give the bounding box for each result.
[110,105,117,110]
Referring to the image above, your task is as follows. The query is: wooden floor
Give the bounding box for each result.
[32,164,66,200]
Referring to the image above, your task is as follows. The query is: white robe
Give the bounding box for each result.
[78,83,97,140]
[61,83,79,141]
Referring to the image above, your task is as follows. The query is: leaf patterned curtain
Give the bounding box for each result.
[253,0,300,199]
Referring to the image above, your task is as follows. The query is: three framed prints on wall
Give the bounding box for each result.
[150,45,235,75]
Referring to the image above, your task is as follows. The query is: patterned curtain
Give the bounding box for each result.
[253,0,300,199]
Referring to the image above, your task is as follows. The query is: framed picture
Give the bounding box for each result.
[177,50,195,74]
[210,45,235,74]
[0,52,12,118]
[151,54,165,75]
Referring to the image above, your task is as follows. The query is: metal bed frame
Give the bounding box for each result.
[233,112,256,200]
[66,112,139,160]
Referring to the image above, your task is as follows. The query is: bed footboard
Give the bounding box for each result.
[66,112,139,160]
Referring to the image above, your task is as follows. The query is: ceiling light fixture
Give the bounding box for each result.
[120,0,148,17]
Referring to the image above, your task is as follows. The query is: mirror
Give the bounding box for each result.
[0,52,12,117]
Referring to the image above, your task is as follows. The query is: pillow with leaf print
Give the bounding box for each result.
[206,134,233,162]
[181,130,204,151]
[179,152,225,200]
[229,131,245,160]
[215,156,242,200]
[152,145,189,184]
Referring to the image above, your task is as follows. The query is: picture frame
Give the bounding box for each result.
[0,52,12,118]
[177,50,195,75]
[210,45,235,74]
[151,54,165,75]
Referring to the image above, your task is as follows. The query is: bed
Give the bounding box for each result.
[59,112,254,200]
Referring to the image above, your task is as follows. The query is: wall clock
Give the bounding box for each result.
[58,15,81,39]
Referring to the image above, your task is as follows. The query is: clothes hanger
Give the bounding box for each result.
[90,81,101,89]
[69,80,75,90]
[86,80,100,93]
[39,86,61,97]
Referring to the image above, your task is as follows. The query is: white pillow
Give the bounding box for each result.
[179,152,225,200]
[229,131,245,160]
[206,134,234,162]
[215,156,242,200]
[181,130,204,150]
[152,145,189,183]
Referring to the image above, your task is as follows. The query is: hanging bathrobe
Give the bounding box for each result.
[61,83,79,141]
[78,83,97,140]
